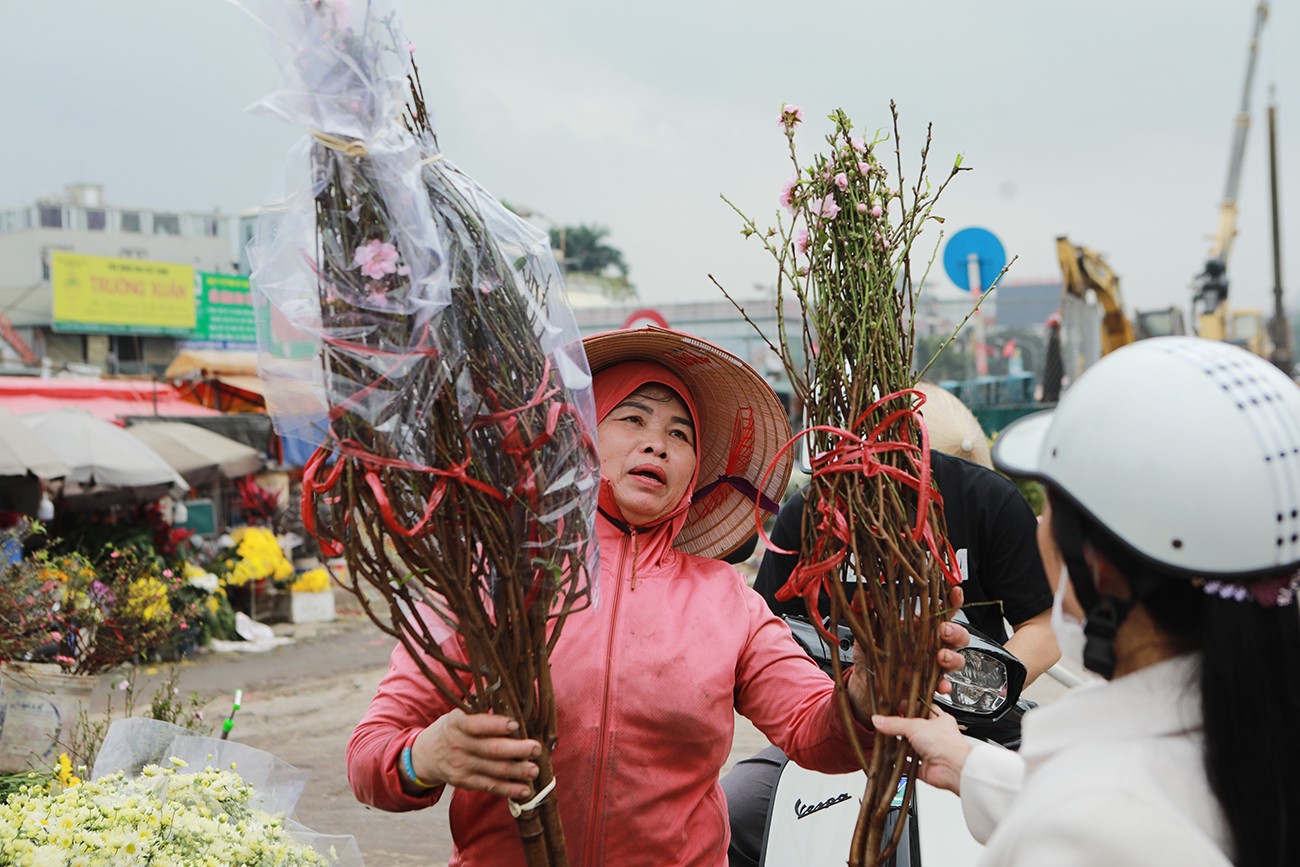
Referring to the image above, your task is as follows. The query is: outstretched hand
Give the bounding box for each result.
[409,710,540,800]
[870,710,972,795]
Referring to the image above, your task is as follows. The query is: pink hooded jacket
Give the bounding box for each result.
[346,362,867,866]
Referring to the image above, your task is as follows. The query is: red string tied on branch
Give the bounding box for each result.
[757,388,963,641]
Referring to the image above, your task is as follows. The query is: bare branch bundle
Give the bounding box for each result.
[302,97,595,867]
[720,103,966,867]
[241,6,597,864]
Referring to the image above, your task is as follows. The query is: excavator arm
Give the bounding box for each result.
[1056,236,1135,355]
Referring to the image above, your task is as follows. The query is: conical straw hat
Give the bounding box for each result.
[916,381,991,468]
[583,327,793,558]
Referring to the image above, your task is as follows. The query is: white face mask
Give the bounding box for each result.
[36,495,54,522]
[1050,564,1091,676]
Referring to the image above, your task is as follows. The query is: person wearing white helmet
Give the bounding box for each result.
[874,336,1300,866]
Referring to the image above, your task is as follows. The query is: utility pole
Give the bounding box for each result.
[1267,89,1293,373]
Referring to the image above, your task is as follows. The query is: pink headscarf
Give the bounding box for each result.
[593,361,702,538]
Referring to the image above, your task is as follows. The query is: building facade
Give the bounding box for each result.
[0,184,236,374]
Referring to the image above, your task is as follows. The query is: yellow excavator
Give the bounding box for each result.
[1055,236,1184,356]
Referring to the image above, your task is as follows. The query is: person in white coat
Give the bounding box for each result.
[875,336,1300,867]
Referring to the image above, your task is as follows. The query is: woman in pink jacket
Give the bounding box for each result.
[346,326,968,866]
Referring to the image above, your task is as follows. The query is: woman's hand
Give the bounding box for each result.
[409,710,541,800]
[870,710,972,795]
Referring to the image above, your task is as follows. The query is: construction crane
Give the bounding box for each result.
[1193,1,1270,355]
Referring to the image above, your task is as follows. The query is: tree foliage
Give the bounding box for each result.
[550,224,635,300]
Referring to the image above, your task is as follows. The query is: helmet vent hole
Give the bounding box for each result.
[1279,513,1286,523]
[1279,538,1286,548]
[1172,539,1183,549]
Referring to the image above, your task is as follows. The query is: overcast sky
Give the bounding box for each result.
[3,1,1296,320]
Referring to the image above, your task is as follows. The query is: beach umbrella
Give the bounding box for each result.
[20,410,188,504]
[125,422,264,487]
[0,406,69,480]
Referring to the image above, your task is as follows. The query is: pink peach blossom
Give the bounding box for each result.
[833,172,849,191]
[778,103,804,129]
[813,194,840,221]
[779,177,799,213]
[354,239,400,280]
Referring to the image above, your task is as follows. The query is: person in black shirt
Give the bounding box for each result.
[722,449,1057,867]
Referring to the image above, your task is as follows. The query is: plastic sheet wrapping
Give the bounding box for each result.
[237,0,599,603]
[235,8,596,857]
[90,718,364,866]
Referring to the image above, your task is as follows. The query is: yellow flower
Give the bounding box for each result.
[290,569,330,594]
[125,577,172,624]
[55,754,81,788]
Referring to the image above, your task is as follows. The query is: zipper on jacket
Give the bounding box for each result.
[586,529,632,860]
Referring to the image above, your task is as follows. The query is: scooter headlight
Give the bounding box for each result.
[935,648,1008,714]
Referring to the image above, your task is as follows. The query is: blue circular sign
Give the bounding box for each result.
[943,227,1006,291]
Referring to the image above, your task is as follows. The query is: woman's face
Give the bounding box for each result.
[597,384,697,527]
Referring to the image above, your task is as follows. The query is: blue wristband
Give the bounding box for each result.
[400,744,435,790]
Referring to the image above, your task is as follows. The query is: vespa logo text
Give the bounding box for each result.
[794,792,852,820]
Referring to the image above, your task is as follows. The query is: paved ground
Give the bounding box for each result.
[89,583,1073,866]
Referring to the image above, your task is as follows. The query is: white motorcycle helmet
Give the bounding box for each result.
[995,336,1300,576]
[993,337,1300,674]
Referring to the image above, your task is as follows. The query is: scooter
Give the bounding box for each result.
[755,613,1031,866]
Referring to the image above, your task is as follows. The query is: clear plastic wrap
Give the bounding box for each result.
[235,3,598,860]
[79,718,363,865]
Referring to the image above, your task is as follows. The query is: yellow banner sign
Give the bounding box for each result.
[51,251,196,335]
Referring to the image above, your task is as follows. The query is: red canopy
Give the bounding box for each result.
[0,377,221,424]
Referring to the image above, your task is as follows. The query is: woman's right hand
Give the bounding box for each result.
[870,710,972,795]
[409,709,541,800]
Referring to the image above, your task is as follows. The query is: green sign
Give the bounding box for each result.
[194,273,257,346]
